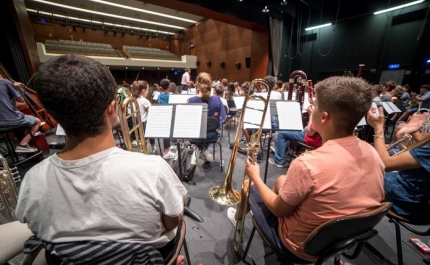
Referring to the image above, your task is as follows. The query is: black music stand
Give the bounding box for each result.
[146,103,208,223]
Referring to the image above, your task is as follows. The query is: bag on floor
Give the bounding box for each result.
[172,148,198,182]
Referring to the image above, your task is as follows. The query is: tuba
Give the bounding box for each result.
[209,79,271,252]
[0,154,21,224]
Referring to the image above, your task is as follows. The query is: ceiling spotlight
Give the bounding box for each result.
[126,67,128,69]
[142,67,144,69]
[172,68,174,70]
[158,68,160,70]
[281,0,287,5]
[262,6,269,12]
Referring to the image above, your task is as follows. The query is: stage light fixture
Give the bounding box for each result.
[262,6,269,12]
[281,0,287,5]
[374,0,424,15]
[427,59,430,63]
[305,23,332,31]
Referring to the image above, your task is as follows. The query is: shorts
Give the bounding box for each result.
[0,115,36,128]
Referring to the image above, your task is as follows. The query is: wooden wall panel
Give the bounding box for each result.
[176,19,268,84]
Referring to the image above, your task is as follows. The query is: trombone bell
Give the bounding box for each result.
[209,185,241,206]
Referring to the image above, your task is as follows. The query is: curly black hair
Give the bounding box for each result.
[34,55,117,138]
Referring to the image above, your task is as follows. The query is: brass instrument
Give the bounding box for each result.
[209,79,271,252]
[287,70,307,107]
[0,154,21,224]
[116,87,148,154]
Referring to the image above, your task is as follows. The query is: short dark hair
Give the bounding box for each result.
[315,76,372,133]
[160,79,170,90]
[383,80,396,91]
[373,85,383,95]
[276,80,283,88]
[216,85,224,96]
[421,84,430,91]
[263,75,275,91]
[34,55,116,138]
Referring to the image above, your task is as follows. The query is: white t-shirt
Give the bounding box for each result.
[137,96,151,123]
[219,97,229,112]
[16,147,187,248]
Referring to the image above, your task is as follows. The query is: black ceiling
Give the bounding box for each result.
[180,0,427,28]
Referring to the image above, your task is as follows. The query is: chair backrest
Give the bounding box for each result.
[207,116,220,131]
[304,202,392,256]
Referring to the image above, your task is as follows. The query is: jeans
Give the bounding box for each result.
[273,130,307,164]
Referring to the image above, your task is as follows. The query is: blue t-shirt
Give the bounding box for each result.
[158,92,170,104]
[384,145,430,222]
[420,91,430,109]
[188,96,227,124]
[400,92,410,105]
[0,79,24,121]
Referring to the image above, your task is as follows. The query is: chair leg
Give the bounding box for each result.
[242,226,256,262]
[390,218,403,265]
[183,238,191,265]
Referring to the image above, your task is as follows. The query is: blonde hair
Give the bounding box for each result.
[196,72,212,101]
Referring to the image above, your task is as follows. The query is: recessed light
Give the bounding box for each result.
[126,67,128,69]
[142,67,144,69]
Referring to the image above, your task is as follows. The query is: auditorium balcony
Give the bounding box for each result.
[123,46,180,61]
[44,39,118,57]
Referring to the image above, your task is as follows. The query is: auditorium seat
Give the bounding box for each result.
[44,39,119,57]
[123,45,180,60]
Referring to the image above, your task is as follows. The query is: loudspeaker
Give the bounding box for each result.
[220,62,225,68]
[207,61,211,67]
[245,57,251,68]
[235,62,241,69]
[196,61,200,66]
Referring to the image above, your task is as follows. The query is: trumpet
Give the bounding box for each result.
[209,78,271,252]
[0,154,21,224]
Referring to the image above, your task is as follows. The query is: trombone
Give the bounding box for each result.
[209,79,271,252]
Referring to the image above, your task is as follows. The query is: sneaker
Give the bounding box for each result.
[15,145,38,153]
[162,151,175,159]
[268,158,285,168]
[150,146,157,154]
[270,146,276,153]
[227,207,242,229]
[203,149,213,162]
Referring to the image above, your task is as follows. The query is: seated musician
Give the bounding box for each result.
[397,84,430,122]
[187,72,227,162]
[15,55,186,265]
[368,108,430,222]
[0,75,41,153]
[269,105,322,168]
[227,76,385,263]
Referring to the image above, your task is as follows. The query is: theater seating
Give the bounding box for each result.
[123,45,180,60]
[44,40,118,57]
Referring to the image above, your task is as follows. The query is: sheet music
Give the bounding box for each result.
[173,105,203,138]
[56,124,66,136]
[371,102,380,116]
[168,95,194,104]
[357,116,367,126]
[153,91,160,100]
[283,91,297,101]
[276,101,303,131]
[145,105,173,138]
[301,92,310,113]
[243,100,271,130]
[233,96,245,110]
[381,102,394,114]
[387,102,401,113]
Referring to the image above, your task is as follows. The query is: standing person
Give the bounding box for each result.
[227,76,384,263]
[0,76,41,153]
[158,79,175,159]
[15,55,186,264]
[131,80,157,153]
[152,84,160,103]
[212,76,220,88]
[181,68,191,92]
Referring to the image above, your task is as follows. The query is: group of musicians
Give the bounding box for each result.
[1,54,429,264]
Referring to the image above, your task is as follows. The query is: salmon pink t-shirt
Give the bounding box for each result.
[278,136,385,262]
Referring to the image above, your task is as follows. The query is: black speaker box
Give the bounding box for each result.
[220,62,225,68]
[207,61,211,67]
[245,57,251,68]
[235,62,241,69]
[196,61,200,66]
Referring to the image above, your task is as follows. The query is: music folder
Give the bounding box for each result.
[381,102,402,114]
[145,103,208,139]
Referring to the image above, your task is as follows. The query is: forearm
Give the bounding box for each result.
[373,126,391,164]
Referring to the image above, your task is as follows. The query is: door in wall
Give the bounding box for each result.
[379,69,405,85]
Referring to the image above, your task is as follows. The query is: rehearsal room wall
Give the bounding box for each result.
[179,19,269,84]
[286,2,429,89]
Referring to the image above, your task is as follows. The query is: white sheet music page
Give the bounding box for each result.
[145,105,173,138]
[56,124,66,136]
[283,91,297,101]
[243,100,271,130]
[357,116,367,126]
[387,102,401,113]
[173,105,203,138]
[233,96,245,110]
[381,102,394,114]
[168,95,194,104]
[276,101,303,131]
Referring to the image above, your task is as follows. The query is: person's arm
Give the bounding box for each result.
[162,201,184,231]
[306,106,316,136]
[416,93,430,102]
[245,158,296,217]
[367,107,423,171]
